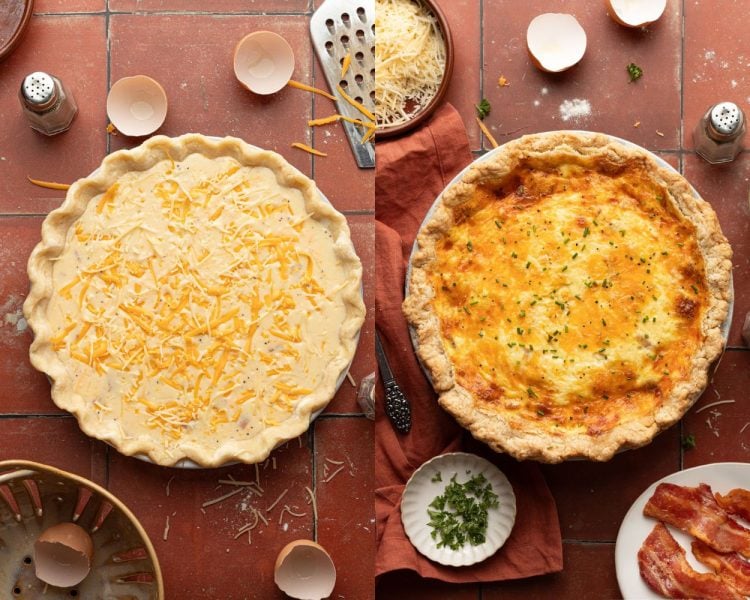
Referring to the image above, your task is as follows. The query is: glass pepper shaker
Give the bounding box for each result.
[693,102,746,164]
[19,72,78,136]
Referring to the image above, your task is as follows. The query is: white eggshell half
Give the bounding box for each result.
[274,540,336,600]
[233,31,295,95]
[34,523,93,588]
[607,0,667,27]
[527,13,587,73]
[107,75,168,137]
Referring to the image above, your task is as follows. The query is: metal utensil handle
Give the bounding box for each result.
[375,332,412,434]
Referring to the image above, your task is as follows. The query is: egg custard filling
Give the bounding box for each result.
[25,135,364,467]
[404,133,732,462]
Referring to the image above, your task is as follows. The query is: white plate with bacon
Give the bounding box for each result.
[616,462,750,599]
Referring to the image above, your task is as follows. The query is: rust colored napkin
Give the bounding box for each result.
[375,103,563,582]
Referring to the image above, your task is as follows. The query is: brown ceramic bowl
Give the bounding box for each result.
[0,460,164,599]
[376,0,454,139]
[0,0,34,62]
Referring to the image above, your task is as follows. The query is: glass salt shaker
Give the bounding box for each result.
[693,102,746,164]
[19,72,78,136]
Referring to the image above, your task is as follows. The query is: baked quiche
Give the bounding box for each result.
[24,135,365,467]
[403,132,732,462]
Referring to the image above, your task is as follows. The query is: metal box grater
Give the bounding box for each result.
[311,0,375,169]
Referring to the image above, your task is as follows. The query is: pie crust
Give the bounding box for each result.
[24,134,365,467]
[403,132,732,463]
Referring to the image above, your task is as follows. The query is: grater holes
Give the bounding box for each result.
[356,6,366,21]
[325,40,334,55]
[355,95,363,104]
[370,90,375,101]
[325,18,335,33]
[341,34,350,47]
[355,51,364,61]
[341,12,351,26]
[340,80,349,90]
[355,73,364,85]
[370,68,375,78]
[356,29,365,41]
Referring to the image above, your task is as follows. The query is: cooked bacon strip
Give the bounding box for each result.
[692,539,750,595]
[644,483,750,558]
[716,489,750,523]
[638,523,743,600]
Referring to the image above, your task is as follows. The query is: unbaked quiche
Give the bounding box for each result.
[24,135,365,467]
[403,132,732,463]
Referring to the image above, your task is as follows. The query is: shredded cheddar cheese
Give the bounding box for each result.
[45,151,356,461]
[291,143,327,157]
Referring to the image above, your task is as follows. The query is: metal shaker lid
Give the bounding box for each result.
[21,72,57,109]
[709,102,743,136]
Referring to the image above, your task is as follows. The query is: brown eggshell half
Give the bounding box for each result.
[34,522,94,587]
[274,539,336,600]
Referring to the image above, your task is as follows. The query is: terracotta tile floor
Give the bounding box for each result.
[0,3,373,599]
[376,0,750,598]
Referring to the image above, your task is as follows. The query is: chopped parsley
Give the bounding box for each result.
[627,62,643,82]
[427,472,499,550]
[681,433,696,451]
[431,471,443,483]
[475,98,491,120]
[466,240,473,252]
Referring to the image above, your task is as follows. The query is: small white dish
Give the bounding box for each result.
[233,31,295,95]
[615,462,750,599]
[106,75,168,137]
[401,452,516,567]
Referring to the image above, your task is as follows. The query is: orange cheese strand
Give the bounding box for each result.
[341,53,352,78]
[291,143,327,157]
[27,176,70,191]
[287,79,336,101]
[308,115,342,127]
[475,117,498,148]
[336,84,376,121]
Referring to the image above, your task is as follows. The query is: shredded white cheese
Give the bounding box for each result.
[375,0,446,126]
[695,399,735,414]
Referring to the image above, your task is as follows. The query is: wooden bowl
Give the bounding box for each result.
[377,0,454,139]
[0,0,34,62]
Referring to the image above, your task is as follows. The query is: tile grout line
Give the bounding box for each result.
[478,0,485,154]
[680,0,686,154]
[311,419,318,542]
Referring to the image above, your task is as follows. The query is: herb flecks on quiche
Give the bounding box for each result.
[24,135,364,467]
[404,132,732,463]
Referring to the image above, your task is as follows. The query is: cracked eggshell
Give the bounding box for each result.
[527,13,587,73]
[34,523,94,588]
[274,540,336,600]
[234,31,295,95]
[606,0,666,27]
[107,75,168,137]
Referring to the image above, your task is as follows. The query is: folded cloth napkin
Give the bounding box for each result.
[375,103,563,583]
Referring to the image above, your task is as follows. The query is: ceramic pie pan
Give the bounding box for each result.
[0,460,164,599]
[52,135,363,469]
[0,0,33,62]
[404,131,734,455]
[615,462,750,599]
[401,452,516,566]
[376,0,454,139]
[405,130,734,339]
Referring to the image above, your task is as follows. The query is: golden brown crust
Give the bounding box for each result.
[24,134,365,467]
[403,132,732,462]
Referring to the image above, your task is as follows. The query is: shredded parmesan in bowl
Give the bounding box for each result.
[375,0,447,127]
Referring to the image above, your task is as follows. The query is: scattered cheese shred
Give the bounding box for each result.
[341,53,352,79]
[308,115,343,127]
[498,75,510,87]
[375,0,446,126]
[695,399,735,414]
[323,465,345,483]
[162,515,171,541]
[266,488,289,513]
[475,117,499,149]
[287,79,336,101]
[346,371,356,387]
[165,475,175,497]
[304,486,318,523]
[291,143,327,157]
[337,84,376,122]
[201,487,243,508]
[27,176,71,190]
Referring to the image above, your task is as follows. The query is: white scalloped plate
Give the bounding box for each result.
[401,452,516,566]
[615,462,750,599]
